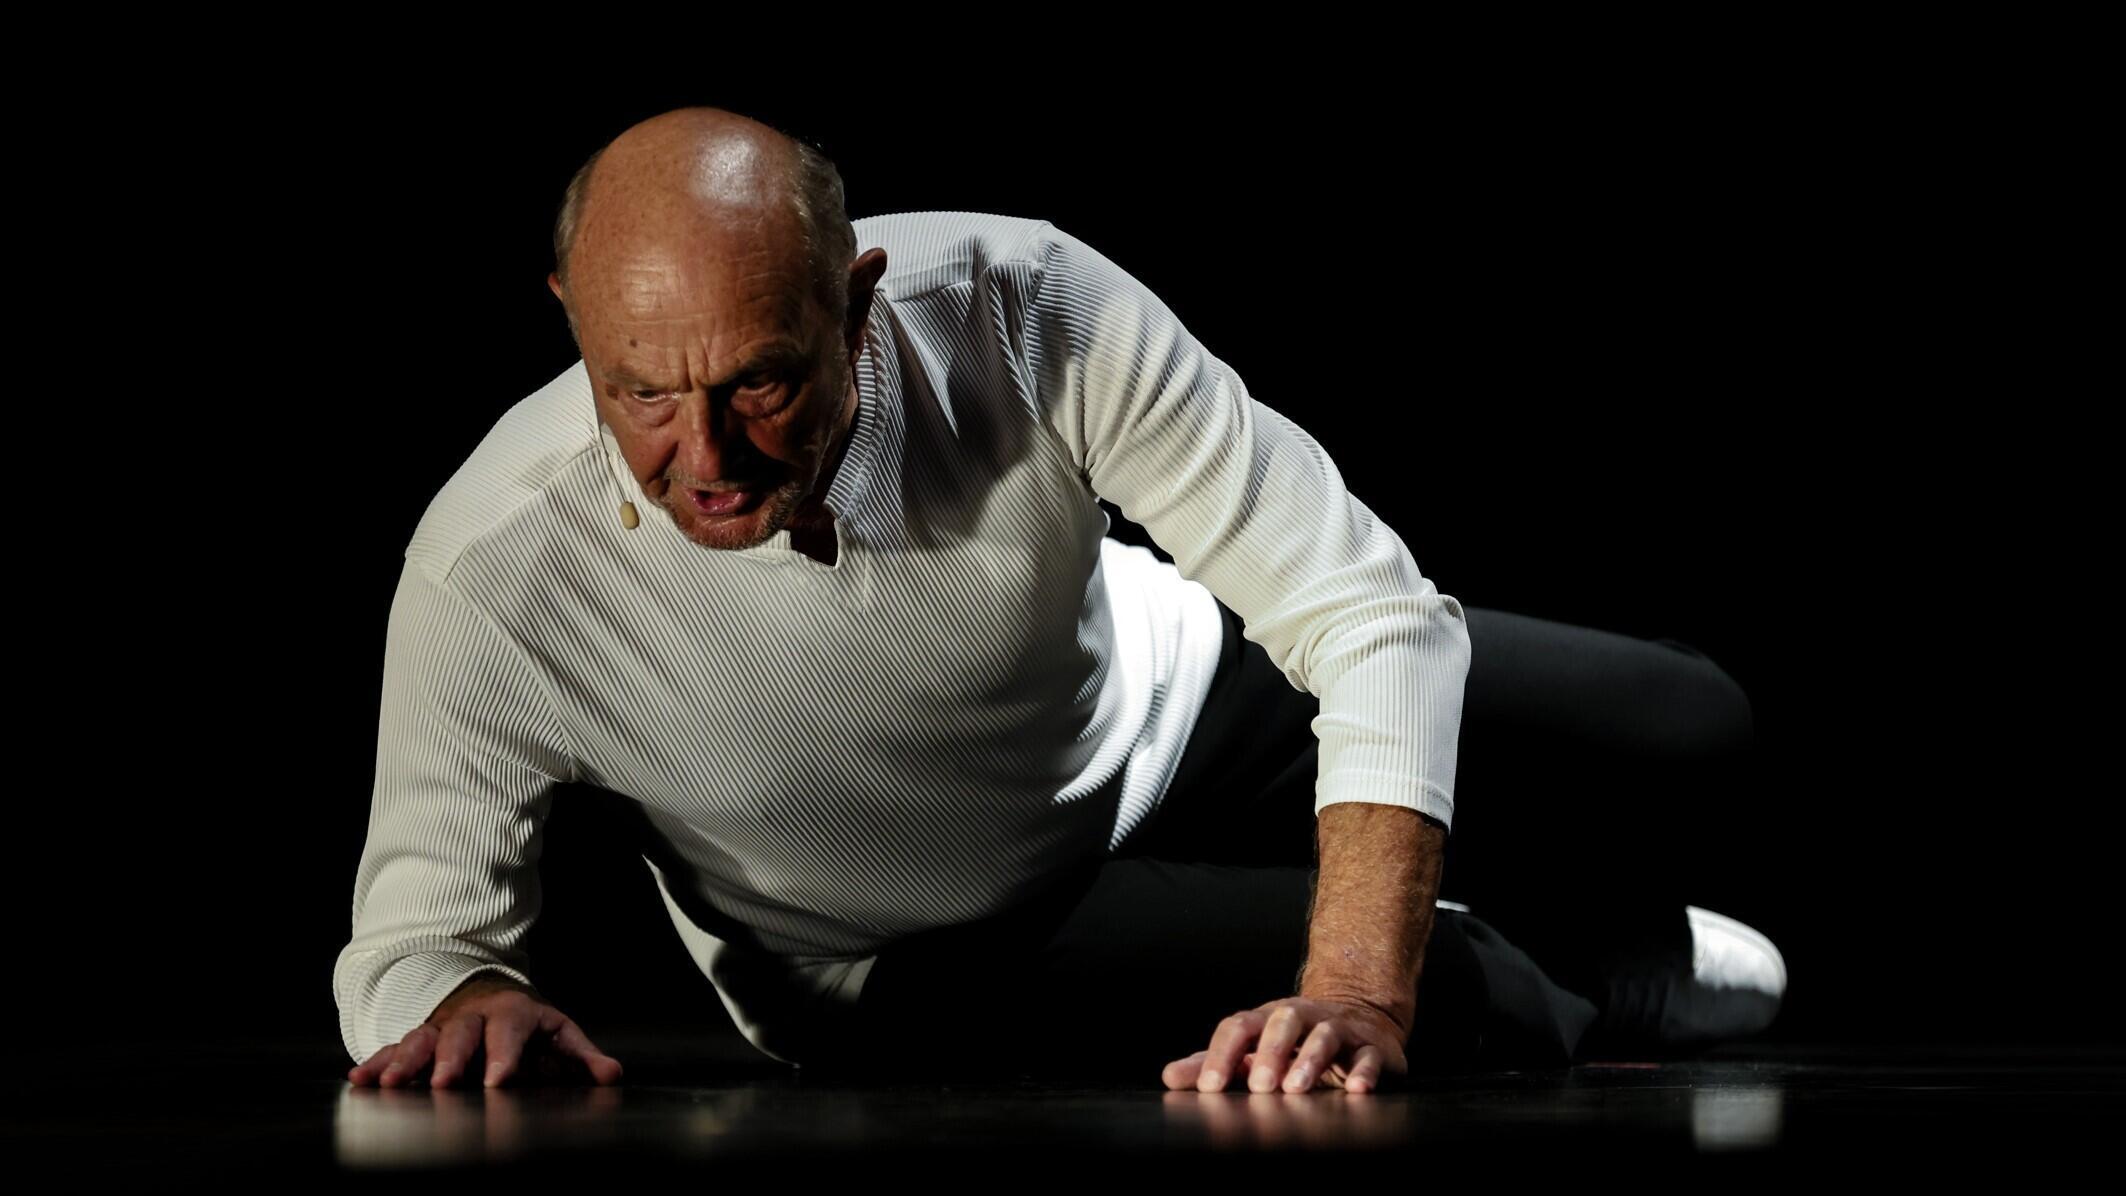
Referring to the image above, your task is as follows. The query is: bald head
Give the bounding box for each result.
[551,107,856,338]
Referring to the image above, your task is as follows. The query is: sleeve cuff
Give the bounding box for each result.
[339,950,538,1064]
[1314,773,1454,833]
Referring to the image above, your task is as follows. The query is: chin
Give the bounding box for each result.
[670,482,802,551]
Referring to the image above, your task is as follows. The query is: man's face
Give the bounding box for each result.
[558,222,854,553]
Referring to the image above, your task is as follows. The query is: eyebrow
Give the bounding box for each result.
[605,343,811,392]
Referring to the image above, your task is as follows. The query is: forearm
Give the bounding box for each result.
[1296,801,1448,1039]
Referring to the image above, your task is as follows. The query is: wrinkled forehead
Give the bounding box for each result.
[578,179,802,284]
[609,245,808,320]
[577,230,818,338]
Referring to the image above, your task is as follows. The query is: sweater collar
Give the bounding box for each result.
[820,290,887,524]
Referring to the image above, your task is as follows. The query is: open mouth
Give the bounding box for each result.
[689,488,762,517]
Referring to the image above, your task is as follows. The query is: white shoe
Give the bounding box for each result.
[1580,904,1787,1057]
[1671,904,1787,1043]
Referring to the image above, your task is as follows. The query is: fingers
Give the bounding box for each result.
[378,1024,438,1089]
[549,1012,626,1086]
[1283,1021,1344,1093]
[1247,1006,1310,1093]
[347,1043,397,1088]
[1162,1050,1207,1090]
[482,999,540,1088]
[344,1002,621,1091]
[1346,1045,1386,1094]
[1197,1012,1263,1092]
[430,1013,487,1089]
[1161,1005,1381,1096]
[1165,1050,1265,1091]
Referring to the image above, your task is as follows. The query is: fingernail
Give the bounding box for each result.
[1251,1067,1274,1091]
[1201,1070,1223,1089]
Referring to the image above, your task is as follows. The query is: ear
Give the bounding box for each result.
[842,248,889,357]
[547,272,566,303]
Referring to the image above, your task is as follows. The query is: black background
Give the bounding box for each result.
[35,46,2105,1058]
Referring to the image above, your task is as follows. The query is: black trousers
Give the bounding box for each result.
[834,599,1759,1080]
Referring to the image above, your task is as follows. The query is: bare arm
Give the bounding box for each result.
[1297,802,1447,1041]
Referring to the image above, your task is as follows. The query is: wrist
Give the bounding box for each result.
[1298,976,1416,1039]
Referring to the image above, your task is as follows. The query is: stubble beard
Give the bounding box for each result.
[663,472,808,553]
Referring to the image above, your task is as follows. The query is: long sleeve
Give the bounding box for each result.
[1016,223,1471,829]
[332,558,577,1064]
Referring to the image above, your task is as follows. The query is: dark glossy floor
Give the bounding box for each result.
[11,1035,2121,1176]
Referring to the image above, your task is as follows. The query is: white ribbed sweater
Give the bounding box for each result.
[334,211,1471,1066]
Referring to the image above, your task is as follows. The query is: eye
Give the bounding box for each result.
[627,379,785,407]
[734,379,789,410]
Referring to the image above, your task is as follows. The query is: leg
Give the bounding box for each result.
[836,854,1598,1082]
[1443,605,1762,990]
[1117,599,1760,899]
[1117,598,1761,1004]
[831,597,1761,1078]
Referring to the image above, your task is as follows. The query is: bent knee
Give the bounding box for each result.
[1628,646,1756,763]
[1671,655,1756,760]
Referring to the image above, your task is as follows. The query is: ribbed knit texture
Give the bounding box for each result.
[334,211,1470,1066]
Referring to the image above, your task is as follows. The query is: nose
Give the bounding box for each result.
[673,392,753,488]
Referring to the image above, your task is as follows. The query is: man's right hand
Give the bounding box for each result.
[344,975,625,1089]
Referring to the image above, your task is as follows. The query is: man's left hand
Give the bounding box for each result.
[1161,996,1409,1094]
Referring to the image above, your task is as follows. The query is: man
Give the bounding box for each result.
[336,106,1783,1093]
